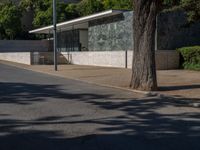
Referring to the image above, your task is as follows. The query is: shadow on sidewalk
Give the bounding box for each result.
[159,84,200,91]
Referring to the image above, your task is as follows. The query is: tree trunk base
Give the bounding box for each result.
[130,0,158,91]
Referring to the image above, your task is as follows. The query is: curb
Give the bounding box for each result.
[0,61,159,96]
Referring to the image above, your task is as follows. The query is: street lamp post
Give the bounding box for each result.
[53,0,57,71]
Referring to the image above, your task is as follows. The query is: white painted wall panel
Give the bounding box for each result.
[0,52,31,65]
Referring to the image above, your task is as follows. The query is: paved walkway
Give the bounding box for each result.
[0,63,200,150]
[0,60,200,99]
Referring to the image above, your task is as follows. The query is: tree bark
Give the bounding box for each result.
[130,0,158,91]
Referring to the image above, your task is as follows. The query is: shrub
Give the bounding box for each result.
[177,46,200,71]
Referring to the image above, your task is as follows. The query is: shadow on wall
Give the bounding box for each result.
[0,82,200,150]
[31,52,70,65]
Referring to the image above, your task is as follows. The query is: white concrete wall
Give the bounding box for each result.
[0,52,31,65]
[61,50,180,70]
[62,51,129,68]
[0,50,180,70]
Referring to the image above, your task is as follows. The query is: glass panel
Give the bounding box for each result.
[58,29,80,52]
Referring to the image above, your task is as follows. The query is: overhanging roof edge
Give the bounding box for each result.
[29,9,124,34]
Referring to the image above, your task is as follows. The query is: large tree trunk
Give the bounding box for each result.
[130,0,158,91]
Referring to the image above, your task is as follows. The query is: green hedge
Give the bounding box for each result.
[177,46,200,71]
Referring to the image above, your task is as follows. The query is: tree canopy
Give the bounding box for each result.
[180,0,200,22]
[2,0,200,26]
[0,0,199,39]
[0,0,132,30]
[103,0,133,10]
[20,0,69,27]
[0,1,22,39]
[77,0,104,16]
[162,0,200,22]
[18,0,200,28]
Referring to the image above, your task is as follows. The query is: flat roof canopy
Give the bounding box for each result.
[29,10,123,34]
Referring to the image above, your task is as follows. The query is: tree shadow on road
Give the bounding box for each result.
[159,84,200,91]
[0,82,200,150]
[0,82,112,105]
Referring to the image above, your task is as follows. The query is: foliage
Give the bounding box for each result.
[20,0,80,27]
[32,0,53,27]
[1,0,198,39]
[103,0,133,10]
[180,0,200,22]
[32,0,71,27]
[19,0,200,28]
[19,0,37,10]
[177,46,200,70]
[77,0,104,16]
[65,3,79,20]
[0,2,22,39]
[77,0,133,15]
[162,0,181,8]
[162,0,200,22]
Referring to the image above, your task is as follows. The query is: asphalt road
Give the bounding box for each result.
[0,63,200,150]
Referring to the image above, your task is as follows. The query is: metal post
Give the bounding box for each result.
[125,50,128,68]
[53,0,57,71]
[155,15,158,51]
[72,25,74,52]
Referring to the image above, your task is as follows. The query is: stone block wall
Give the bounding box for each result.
[88,11,133,51]
[88,11,200,51]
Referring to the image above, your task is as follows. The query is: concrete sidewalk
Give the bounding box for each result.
[1,60,200,99]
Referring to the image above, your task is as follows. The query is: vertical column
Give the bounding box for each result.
[155,14,158,51]
[53,0,58,71]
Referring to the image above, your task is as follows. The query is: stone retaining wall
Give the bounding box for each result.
[61,50,180,70]
[0,51,180,70]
